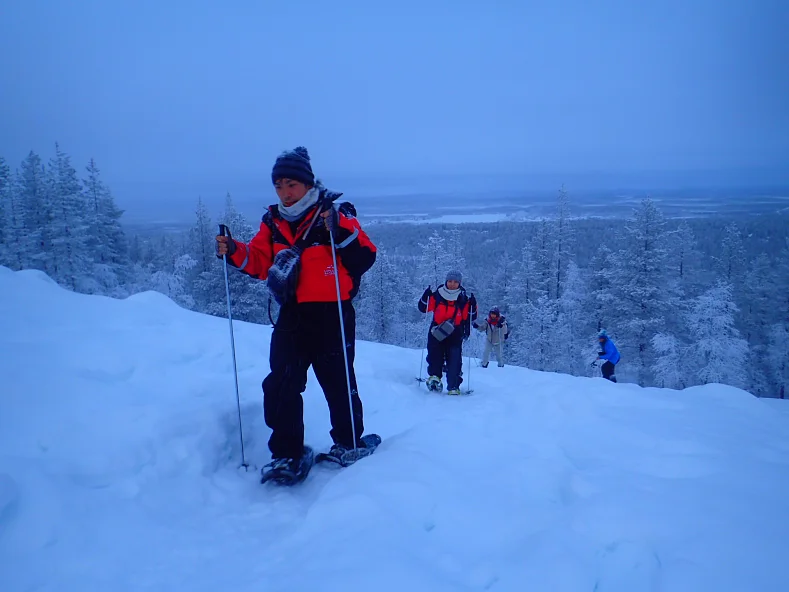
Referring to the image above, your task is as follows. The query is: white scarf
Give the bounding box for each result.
[438,285,461,301]
[278,185,320,222]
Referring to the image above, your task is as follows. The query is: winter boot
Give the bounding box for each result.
[481,363,489,368]
[261,446,314,485]
[426,375,443,392]
[447,388,461,396]
[317,434,383,467]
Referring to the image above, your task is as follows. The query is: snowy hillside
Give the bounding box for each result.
[1,266,788,592]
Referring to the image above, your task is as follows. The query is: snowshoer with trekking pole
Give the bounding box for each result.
[418,271,477,395]
[216,146,380,485]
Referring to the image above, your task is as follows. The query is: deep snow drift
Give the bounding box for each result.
[1,266,788,592]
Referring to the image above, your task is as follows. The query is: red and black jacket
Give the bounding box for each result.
[226,201,376,302]
[418,286,476,338]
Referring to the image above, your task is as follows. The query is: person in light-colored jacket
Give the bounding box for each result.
[473,306,509,367]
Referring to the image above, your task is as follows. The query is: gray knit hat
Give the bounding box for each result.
[445,270,463,284]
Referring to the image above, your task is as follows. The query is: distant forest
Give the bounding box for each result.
[2,145,788,398]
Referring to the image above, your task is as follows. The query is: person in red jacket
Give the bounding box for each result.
[418,271,477,395]
[216,146,377,478]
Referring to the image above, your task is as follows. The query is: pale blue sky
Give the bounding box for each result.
[1,0,787,206]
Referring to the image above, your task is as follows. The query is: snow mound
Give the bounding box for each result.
[1,266,788,591]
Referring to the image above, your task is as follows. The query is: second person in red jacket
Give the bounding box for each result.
[418,271,477,395]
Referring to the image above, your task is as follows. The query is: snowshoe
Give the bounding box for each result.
[426,375,443,392]
[447,388,461,396]
[261,446,314,486]
[316,434,382,467]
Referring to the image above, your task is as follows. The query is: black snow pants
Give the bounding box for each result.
[601,361,617,383]
[262,300,364,460]
[426,330,464,390]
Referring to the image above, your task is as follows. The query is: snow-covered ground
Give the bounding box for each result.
[1,266,788,592]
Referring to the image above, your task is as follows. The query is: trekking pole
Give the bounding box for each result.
[466,352,473,394]
[219,224,248,470]
[417,314,429,382]
[328,220,358,453]
[417,344,426,382]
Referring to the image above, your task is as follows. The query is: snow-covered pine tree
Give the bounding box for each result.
[48,144,92,291]
[685,281,748,389]
[150,254,198,309]
[446,226,467,273]
[767,323,789,399]
[355,246,409,345]
[767,238,789,398]
[196,193,268,324]
[416,230,455,289]
[513,221,558,371]
[609,198,676,386]
[187,196,221,313]
[670,220,703,298]
[555,260,587,375]
[742,253,775,395]
[533,218,554,300]
[190,196,215,275]
[0,157,10,267]
[5,163,26,270]
[589,243,615,333]
[651,333,686,389]
[18,151,52,275]
[554,184,574,300]
[83,158,129,294]
[715,222,746,285]
[129,235,143,264]
[505,245,537,367]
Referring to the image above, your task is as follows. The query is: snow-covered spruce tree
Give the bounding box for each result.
[669,220,703,299]
[4,162,27,270]
[589,243,615,333]
[515,221,559,372]
[17,151,52,275]
[355,246,409,345]
[0,157,11,267]
[715,221,746,285]
[767,323,789,399]
[48,144,91,290]
[446,226,467,274]
[741,253,775,395]
[83,158,129,295]
[187,196,220,313]
[651,333,686,389]
[505,245,537,367]
[685,281,748,389]
[189,193,268,324]
[608,198,677,386]
[555,260,587,376]
[554,184,574,301]
[766,239,789,398]
[416,230,455,290]
[150,254,198,309]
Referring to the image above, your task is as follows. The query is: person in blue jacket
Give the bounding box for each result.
[596,329,620,382]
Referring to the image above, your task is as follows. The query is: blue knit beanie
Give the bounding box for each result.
[271,146,315,186]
